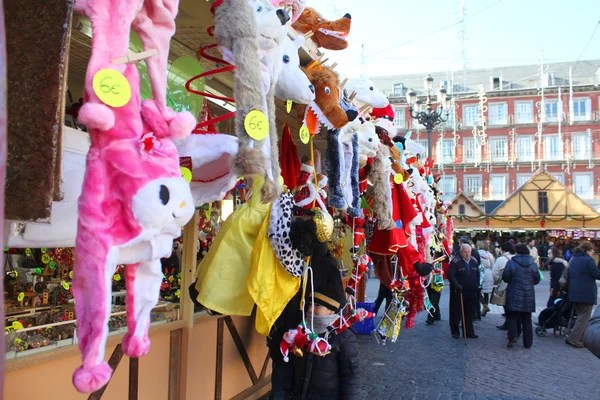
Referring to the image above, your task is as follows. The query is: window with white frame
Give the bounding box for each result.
[489,175,508,200]
[543,135,561,160]
[572,133,591,160]
[552,173,565,184]
[489,137,508,162]
[439,176,457,199]
[415,139,428,157]
[437,140,455,164]
[463,138,481,164]
[515,101,534,124]
[544,101,559,122]
[444,108,456,129]
[394,107,406,129]
[463,104,480,127]
[574,173,594,199]
[516,135,534,161]
[488,102,508,126]
[464,175,482,200]
[572,98,591,122]
[517,174,532,188]
[393,83,404,97]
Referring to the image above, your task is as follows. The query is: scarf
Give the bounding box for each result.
[310,314,337,334]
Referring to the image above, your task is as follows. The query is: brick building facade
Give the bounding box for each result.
[371,60,600,209]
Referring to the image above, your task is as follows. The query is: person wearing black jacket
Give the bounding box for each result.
[546,247,568,307]
[502,243,540,349]
[448,244,480,339]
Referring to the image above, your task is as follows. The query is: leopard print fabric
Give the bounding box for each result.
[268,191,304,277]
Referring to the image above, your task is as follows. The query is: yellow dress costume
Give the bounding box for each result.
[194,176,271,316]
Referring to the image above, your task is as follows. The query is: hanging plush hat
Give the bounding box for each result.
[268,191,304,277]
[370,104,394,121]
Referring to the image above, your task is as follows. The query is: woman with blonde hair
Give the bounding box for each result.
[477,240,495,317]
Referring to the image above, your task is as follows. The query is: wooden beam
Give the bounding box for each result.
[181,211,200,328]
[168,329,183,400]
[549,192,566,216]
[88,345,124,400]
[230,377,272,400]
[224,316,258,385]
[129,358,139,400]
[215,318,224,400]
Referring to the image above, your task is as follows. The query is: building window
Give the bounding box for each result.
[572,133,591,160]
[538,191,549,215]
[439,176,457,200]
[458,204,466,214]
[515,101,534,124]
[437,140,455,164]
[572,98,591,122]
[393,83,404,97]
[489,175,508,200]
[574,173,594,199]
[463,104,480,127]
[394,107,406,129]
[517,174,531,188]
[488,103,508,126]
[544,101,559,122]
[444,108,456,129]
[491,77,502,90]
[463,138,481,164]
[544,72,556,87]
[464,175,482,201]
[489,137,508,162]
[552,173,565,184]
[516,136,534,161]
[543,135,561,160]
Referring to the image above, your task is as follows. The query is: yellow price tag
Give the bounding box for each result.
[41,248,47,254]
[13,271,18,278]
[62,282,70,291]
[394,173,404,184]
[25,248,32,257]
[113,274,121,281]
[180,167,192,183]
[12,321,23,331]
[299,125,310,144]
[244,110,269,140]
[17,293,24,302]
[92,69,132,108]
[286,100,293,113]
[278,175,284,186]
[41,254,50,264]
[69,271,73,279]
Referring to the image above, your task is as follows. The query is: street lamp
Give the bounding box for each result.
[406,74,450,160]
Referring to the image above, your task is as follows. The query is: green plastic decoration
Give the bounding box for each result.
[129,32,204,119]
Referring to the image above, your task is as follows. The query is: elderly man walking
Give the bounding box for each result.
[448,244,481,339]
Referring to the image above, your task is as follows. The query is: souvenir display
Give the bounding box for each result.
[292,7,352,50]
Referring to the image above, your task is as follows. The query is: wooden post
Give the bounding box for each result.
[129,358,139,400]
[88,345,125,400]
[168,329,182,400]
[181,210,200,328]
[215,318,224,400]
[0,0,8,392]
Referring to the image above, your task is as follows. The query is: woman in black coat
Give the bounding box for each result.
[547,247,568,307]
[502,243,541,349]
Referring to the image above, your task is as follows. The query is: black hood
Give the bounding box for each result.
[512,254,534,267]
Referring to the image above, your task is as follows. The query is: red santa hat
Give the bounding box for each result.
[370,104,394,121]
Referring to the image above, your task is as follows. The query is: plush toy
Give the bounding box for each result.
[357,122,380,166]
[292,8,351,50]
[345,254,372,297]
[280,324,331,362]
[302,64,349,134]
[274,34,316,103]
[71,0,195,393]
[293,162,328,211]
[346,76,389,109]
[271,0,306,23]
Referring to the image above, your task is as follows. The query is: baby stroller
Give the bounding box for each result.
[535,293,574,337]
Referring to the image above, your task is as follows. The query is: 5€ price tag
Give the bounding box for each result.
[244,110,269,140]
[92,69,132,108]
[299,125,310,144]
[286,100,293,113]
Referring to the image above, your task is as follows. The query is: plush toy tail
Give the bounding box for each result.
[72,225,118,393]
[325,129,346,209]
[122,260,163,358]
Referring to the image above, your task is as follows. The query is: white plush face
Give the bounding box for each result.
[346,78,389,108]
[250,1,288,50]
[270,0,306,22]
[357,121,380,161]
[274,36,315,104]
[375,118,397,138]
[132,177,195,232]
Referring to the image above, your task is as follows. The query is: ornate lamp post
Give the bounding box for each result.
[406,75,450,159]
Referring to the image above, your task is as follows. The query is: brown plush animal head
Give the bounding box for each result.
[292,8,351,50]
[302,66,348,132]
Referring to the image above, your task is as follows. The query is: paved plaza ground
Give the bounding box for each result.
[355,272,600,400]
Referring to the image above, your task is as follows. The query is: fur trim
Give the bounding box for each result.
[78,103,115,131]
[261,176,280,203]
[325,129,346,209]
[231,147,267,177]
[369,151,394,230]
[348,132,361,217]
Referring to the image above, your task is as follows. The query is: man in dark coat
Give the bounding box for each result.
[566,242,600,348]
[503,243,540,348]
[448,244,480,339]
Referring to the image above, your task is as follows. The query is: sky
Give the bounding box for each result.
[306,0,600,79]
